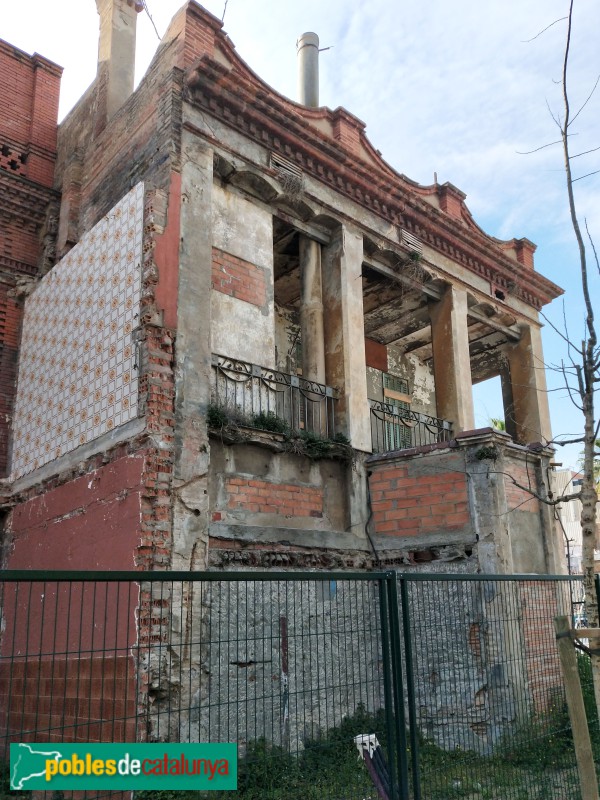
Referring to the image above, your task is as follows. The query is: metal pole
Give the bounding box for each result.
[387,575,411,800]
[378,576,399,800]
[400,577,422,800]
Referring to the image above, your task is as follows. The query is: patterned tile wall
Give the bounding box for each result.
[11,183,144,480]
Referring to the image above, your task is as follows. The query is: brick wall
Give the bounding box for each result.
[0,41,61,188]
[212,247,267,308]
[0,289,20,476]
[518,582,564,713]
[0,40,61,477]
[369,461,469,537]
[504,462,540,512]
[224,477,323,519]
[0,658,137,752]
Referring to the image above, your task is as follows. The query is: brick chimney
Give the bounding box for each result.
[95,0,142,123]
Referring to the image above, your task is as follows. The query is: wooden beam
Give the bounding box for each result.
[554,616,599,800]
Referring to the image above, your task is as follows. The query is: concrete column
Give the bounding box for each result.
[172,132,214,569]
[505,324,552,445]
[429,285,475,433]
[96,0,140,121]
[322,225,371,452]
[299,236,326,384]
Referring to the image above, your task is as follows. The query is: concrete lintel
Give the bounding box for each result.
[209,523,371,551]
[372,531,476,552]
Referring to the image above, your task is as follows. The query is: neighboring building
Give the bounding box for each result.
[0,0,565,577]
[553,469,600,575]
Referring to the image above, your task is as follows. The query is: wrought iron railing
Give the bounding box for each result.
[369,399,452,453]
[211,354,338,438]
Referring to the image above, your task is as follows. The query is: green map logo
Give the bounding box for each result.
[10,743,237,791]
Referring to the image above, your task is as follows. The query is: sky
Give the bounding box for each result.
[3,0,599,470]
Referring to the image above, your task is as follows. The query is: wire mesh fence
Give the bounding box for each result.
[396,573,595,800]
[0,570,597,799]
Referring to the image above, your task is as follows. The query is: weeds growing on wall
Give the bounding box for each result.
[207,403,353,462]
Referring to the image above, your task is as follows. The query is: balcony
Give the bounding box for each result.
[211,355,452,453]
[369,400,452,453]
[211,355,337,438]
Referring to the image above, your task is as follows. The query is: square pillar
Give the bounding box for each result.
[322,225,371,451]
[429,285,475,433]
[299,235,326,384]
[505,324,552,445]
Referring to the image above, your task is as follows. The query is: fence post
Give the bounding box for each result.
[386,575,410,800]
[554,615,599,800]
[399,577,421,800]
[378,576,400,799]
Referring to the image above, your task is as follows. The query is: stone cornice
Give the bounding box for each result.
[184,51,562,311]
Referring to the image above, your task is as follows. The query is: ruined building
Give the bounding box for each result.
[0,0,565,577]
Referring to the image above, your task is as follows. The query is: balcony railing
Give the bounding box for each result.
[369,400,452,453]
[211,355,338,438]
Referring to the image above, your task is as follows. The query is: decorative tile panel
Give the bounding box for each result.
[11,183,144,480]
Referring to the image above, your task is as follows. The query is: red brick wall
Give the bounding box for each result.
[519,582,563,712]
[224,477,323,519]
[0,657,137,753]
[6,454,144,570]
[504,462,540,512]
[0,41,61,188]
[0,288,20,475]
[0,41,61,477]
[212,248,267,308]
[369,463,469,537]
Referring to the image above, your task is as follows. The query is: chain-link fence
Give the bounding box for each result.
[0,570,597,799]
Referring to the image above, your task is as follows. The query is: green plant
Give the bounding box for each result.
[475,445,498,461]
[250,411,289,434]
[206,404,229,429]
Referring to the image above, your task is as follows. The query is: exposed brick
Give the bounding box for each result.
[211,247,267,307]
[224,476,323,518]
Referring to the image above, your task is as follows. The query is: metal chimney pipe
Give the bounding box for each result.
[297,32,319,107]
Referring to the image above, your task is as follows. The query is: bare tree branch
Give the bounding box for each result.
[488,470,581,506]
[572,169,600,183]
[570,73,600,126]
[571,144,600,159]
[522,16,567,43]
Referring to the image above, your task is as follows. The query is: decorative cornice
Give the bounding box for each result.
[0,171,59,231]
[184,50,562,311]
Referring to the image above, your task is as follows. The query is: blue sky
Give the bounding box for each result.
[4,0,599,469]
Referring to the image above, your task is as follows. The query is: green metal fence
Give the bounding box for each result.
[0,570,596,799]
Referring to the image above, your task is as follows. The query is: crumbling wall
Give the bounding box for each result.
[211,184,275,368]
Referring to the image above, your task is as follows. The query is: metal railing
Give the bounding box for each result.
[212,354,338,438]
[0,570,595,799]
[369,399,452,452]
